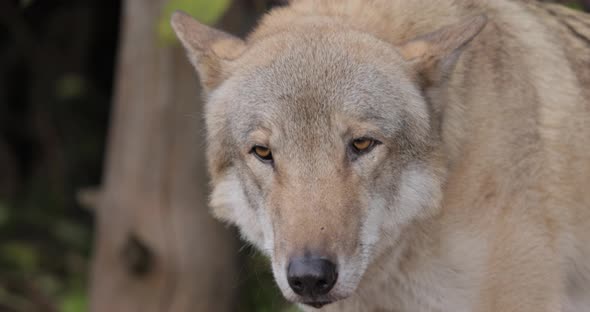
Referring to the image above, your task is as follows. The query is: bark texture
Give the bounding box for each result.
[89,1,239,311]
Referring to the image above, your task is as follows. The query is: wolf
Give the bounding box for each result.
[171,0,590,311]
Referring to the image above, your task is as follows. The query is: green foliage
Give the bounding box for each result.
[158,0,232,44]
[0,242,39,273]
[56,74,87,101]
[567,2,583,10]
[60,287,87,312]
[239,249,302,312]
[0,193,91,311]
[52,220,90,251]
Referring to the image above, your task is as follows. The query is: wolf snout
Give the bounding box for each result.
[287,256,338,299]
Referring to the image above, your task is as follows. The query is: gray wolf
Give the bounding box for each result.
[171,0,590,311]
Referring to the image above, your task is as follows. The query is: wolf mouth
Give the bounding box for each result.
[303,300,334,309]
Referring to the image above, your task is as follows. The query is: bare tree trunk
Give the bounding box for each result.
[88,1,240,311]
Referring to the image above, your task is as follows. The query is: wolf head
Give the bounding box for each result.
[172,10,486,308]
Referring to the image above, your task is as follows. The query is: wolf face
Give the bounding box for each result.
[172,11,485,308]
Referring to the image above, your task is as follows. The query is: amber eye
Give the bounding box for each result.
[252,145,273,162]
[351,138,378,154]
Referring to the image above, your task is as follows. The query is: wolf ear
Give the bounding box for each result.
[171,11,246,91]
[399,15,487,88]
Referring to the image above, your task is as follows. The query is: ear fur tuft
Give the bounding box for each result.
[399,15,488,87]
[170,11,246,91]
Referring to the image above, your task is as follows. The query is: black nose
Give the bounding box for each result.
[287,257,338,297]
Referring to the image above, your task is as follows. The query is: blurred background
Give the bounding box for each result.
[0,0,588,311]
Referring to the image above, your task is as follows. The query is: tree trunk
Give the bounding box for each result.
[88,1,241,311]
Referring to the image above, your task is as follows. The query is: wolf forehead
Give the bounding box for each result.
[206,32,430,142]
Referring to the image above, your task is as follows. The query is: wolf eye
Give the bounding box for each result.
[251,145,273,163]
[351,138,379,154]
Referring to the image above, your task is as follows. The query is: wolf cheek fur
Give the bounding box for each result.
[172,1,590,311]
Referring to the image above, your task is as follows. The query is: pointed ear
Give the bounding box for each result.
[399,15,487,87]
[171,11,246,91]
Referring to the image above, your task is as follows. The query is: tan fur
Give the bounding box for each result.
[172,1,590,311]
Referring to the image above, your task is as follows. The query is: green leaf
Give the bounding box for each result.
[566,3,583,11]
[0,242,39,273]
[158,0,231,44]
[60,288,87,312]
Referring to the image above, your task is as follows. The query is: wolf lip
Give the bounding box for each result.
[303,300,333,309]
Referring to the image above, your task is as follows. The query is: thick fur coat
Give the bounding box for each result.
[171,1,590,311]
